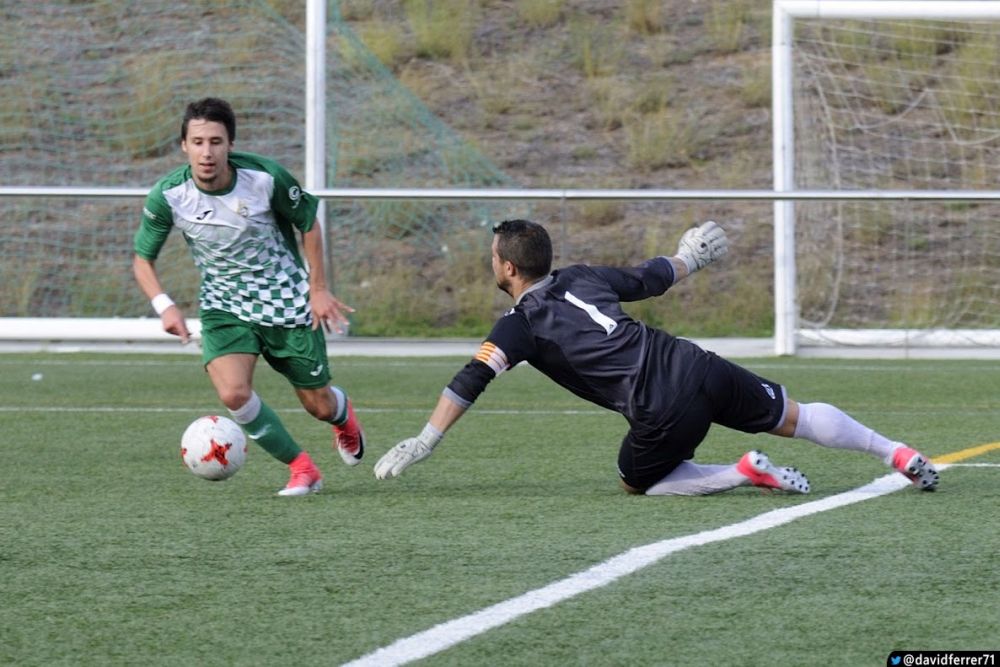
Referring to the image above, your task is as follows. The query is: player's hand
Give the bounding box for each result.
[160,306,191,344]
[675,220,728,273]
[310,290,354,334]
[374,437,437,479]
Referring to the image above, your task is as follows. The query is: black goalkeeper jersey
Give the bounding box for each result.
[446,257,714,430]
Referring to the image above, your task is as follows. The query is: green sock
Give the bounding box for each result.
[243,400,301,464]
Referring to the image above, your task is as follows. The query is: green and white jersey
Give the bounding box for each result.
[135,152,319,327]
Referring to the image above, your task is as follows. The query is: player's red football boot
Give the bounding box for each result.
[278,451,323,496]
[333,399,366,466]
[736,450,810,494]
[890,444,939,491]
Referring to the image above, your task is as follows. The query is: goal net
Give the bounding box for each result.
[782,2,1000,351]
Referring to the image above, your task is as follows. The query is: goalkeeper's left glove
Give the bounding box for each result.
[675,220,729,274]
[374,423,443,480]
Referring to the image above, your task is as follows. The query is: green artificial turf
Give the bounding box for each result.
[1,354,997,666]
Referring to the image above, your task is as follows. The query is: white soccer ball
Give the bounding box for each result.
[181,416,247,481]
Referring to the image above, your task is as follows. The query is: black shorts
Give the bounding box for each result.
[617,354,787,491]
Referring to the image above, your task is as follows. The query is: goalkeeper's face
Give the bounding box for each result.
[491,236,513,297]
[181,119,234,191]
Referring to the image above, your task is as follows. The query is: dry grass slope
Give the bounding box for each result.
[333,0,778,336]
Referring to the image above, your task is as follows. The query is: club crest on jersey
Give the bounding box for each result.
[288,185,301,209]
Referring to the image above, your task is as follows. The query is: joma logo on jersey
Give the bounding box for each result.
[195,209,214,221]
[288,186,301,209]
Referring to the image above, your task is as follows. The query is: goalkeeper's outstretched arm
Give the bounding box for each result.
[376,335,509,480]
[373,393,466,480]
[671,220,728,284]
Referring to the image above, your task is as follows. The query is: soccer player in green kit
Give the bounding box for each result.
[134,97,364,496]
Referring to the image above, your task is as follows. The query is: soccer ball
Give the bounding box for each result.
[181,415,247,481]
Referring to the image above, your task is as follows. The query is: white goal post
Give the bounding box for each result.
[773,0,1000,354]
[4,1,1000,357]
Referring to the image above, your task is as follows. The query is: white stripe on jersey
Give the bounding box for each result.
[564,291,618,335]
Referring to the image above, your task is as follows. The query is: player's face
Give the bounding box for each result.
[181,119,233,191]
[491,236,513,297]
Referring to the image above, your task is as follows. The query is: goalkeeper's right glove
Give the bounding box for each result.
[675,220,729,274]
[374,423,443,480]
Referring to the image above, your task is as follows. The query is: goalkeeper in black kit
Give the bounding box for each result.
[374,219,939,495]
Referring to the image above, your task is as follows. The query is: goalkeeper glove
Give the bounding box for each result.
[675,220,729,274]
[374,423,443,479]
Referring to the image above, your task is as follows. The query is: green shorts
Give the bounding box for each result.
[199,310,331,389]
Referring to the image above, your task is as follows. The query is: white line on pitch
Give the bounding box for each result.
[945,463,1000,467]
[6,358,998,374]
[342,467,954,667]
[1,405,987,418]
[0,405,607,416]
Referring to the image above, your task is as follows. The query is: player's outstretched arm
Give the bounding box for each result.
[374,393,466,479]
[674,220,728,278]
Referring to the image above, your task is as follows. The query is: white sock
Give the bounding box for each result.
[793,402,896,461]
[644,461,749,496]
[228,391,262,425]
[329,385,348,424]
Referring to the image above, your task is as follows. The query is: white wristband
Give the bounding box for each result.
[151,293,175,316]
[418,422,444,449]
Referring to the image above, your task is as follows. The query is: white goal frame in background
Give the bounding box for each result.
[3,1,1000,357]
[772,0,1000,355]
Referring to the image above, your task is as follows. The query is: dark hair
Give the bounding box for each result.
[492,219,553,281]
[181,97,236,142]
